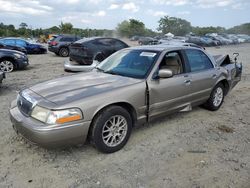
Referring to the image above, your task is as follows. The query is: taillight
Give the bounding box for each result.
[51,41,58,46]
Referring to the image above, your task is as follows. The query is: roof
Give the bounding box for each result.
[128,44,200,52]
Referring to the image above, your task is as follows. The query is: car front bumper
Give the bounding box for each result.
[16,57,29,69]
[0,72,5,83]
[64,59,98,72]
[9,104,91,147]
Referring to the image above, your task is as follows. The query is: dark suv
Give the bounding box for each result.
[48,35,81,57]
[69,37,129,65]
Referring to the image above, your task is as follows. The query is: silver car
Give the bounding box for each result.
[10,46,242,153]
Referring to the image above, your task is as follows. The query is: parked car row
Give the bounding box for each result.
[131,33,250,47]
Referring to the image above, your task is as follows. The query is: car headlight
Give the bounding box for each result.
[31,106,83,125]
[14,53,22,59]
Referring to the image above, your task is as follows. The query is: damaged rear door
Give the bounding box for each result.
[214,53,242,89]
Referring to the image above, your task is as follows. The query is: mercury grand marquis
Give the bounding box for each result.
[10,45,242,153]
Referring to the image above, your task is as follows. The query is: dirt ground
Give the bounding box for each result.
[0,43,249,188]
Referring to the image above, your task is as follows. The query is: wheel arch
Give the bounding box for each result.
[0,56,17,68]
[93,52,105,62]
[59,46,69,51]
[216,78,230,96]
[87,102,137,138]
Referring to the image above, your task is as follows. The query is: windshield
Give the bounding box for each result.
[97,49,159,79]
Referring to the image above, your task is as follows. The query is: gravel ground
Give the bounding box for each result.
[0,43,249,188]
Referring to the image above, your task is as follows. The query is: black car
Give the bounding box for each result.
[138,37,159,45]
[0,38,47,54]
[69,37,129,65]
[48,35,81,57]
[0,43,27,54]
[0,49,29,72]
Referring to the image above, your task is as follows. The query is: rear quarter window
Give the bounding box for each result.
[112,40,128,49]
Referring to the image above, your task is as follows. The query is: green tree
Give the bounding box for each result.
[158,16,192,36]
[59,22,73,34]
[116,19,147,37]
[19,22,28,29]
[227,23,250,35]
[192,26,226,36]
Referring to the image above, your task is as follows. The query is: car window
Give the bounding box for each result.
[185,49,213,72]
[112,39,128,49]
[16,40,27,47]
[159,51,184,75]
[95,39,112,46]
[60,37,74,42]
[4,39,15,45]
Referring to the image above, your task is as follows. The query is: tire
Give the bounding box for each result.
[91,106,132,153]
[203,83,225,111]
[59,47,69,57]
[0,59,15,73]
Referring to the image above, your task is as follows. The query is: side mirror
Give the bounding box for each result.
[158,69,173,78]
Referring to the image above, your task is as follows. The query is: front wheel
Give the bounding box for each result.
[0,60,14,72]
[90,106,132,153]
[203,83,224,111]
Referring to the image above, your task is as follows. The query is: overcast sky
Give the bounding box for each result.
[0,0,249,30]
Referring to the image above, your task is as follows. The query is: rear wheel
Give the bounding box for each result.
[0,60,14,72]
[90,106,132,153]
[203,83,224,111]
[59,47,69,57]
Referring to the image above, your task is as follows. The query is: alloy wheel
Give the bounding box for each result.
[213,87,223,107]
[102,115,128,147]
[0,60,14,72]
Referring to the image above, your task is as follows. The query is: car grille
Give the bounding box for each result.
[17,95,33,116]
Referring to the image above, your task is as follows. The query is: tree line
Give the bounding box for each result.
[0,17,249,39]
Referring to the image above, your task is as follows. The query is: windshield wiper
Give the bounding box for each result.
[104,70,119,75]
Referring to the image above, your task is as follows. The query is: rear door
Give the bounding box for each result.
[184,49,217,104]
[95,38,115,57]
[112,39,128,51]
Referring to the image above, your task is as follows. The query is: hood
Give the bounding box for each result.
[0,48,24,55]
[213,55,231,66]
[29,71,143,105]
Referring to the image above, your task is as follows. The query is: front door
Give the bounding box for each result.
[147,50,192,118]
